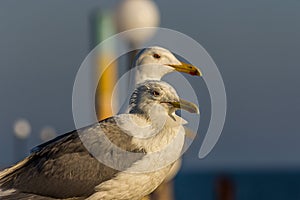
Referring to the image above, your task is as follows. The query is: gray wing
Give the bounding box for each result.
[0,117,145,199]
[0,189,84,200]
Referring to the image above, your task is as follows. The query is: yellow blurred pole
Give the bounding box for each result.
[94,11,117,121]
[96,55,117,120]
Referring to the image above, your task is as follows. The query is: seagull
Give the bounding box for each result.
[0,81,199,200]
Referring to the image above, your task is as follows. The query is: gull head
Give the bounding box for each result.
[128,81,199,124]
[134,46,202,84]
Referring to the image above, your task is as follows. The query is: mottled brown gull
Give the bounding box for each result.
[0,81,199,200]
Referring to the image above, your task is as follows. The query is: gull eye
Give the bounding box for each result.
[152,90,161,97]
[153,53,161,59]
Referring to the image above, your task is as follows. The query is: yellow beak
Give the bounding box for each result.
[168,62,202,76]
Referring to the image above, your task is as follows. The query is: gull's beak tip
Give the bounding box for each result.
[194,106,200,115]
[187,104,200,115]
[190,68,202,76]
[179,99,200,115]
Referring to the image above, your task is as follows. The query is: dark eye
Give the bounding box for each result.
[152,90,160,97]
[153,53,161,59]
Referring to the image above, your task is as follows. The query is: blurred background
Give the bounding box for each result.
[1,0,300,199]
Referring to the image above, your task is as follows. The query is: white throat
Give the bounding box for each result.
[134,64,173,85]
